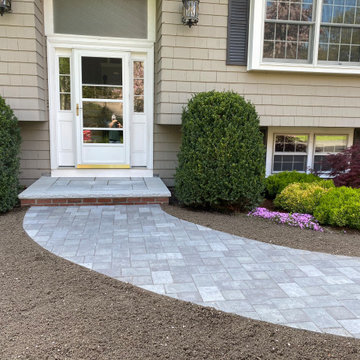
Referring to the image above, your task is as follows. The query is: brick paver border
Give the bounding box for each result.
[21,197,169,207]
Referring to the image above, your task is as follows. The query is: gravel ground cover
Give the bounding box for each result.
[1,208,360,359]
[162,204,360,257]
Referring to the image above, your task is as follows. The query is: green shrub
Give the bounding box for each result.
[265,171,329,199]
[0,96,21,213]
[274,181,334,214]
[313,187,360,229]
[175,91,265,210]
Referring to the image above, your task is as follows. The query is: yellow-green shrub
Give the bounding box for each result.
[274,181,334,214]
[265,171,325,199]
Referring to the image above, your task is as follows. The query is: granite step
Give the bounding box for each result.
[19,176,171,206]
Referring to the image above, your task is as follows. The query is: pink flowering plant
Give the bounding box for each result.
[248,207,324,232]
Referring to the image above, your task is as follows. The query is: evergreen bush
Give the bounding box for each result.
[274,181,334,214]
[0,96,21,213]
[265,171,326,199]
[313,187,360,229]
[175,91,265,210]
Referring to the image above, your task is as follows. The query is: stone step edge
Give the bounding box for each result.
[21,197,169,207]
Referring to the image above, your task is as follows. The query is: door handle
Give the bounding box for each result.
[76,104,80,116]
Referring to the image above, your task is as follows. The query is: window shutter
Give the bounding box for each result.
[354,129,360,145]
[227,0,249,66]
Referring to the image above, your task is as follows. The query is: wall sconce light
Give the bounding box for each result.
[0,0,11,16]
[182,0,199,28]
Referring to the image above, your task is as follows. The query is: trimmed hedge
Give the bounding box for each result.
[265,171,327,199]
[0,96,21,213]
[274,181,334,214]
[175,91,265,210]
[314,187,360,230]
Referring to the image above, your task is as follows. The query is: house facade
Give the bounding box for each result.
[1,0,359,187]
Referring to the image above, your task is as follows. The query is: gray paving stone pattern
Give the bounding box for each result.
[24,205,360,338]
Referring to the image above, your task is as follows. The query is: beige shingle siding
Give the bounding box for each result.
[0,0,50,185]
[153,124,181,186]
[19,121,50,186]
[0,0,47,122]
[153,0,360,183]
[155,0,360,128]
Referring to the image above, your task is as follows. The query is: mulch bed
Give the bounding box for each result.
[1,209,360,360]
[162,203,360,258]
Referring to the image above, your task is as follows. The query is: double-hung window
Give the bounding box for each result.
[273,134,309,171]
[270,132,351,174]
[313,135,348,171]
[264,0,314,61]
[248,0,360,73]
[318,0,360,63]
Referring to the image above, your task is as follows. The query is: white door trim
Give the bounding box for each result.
[45,0,156,175]
[44,0,156,42]
[47,41,154,173]
[47,43,58,171]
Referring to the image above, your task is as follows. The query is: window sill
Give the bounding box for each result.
[248,61,360,75]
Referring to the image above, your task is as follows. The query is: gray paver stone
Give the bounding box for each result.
[23,204,360,339]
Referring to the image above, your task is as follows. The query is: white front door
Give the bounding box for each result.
[74,50,130,168]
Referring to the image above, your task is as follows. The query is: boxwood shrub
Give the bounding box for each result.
[265,171,327,199]
[313,187,360,229]
[0,96,21,213]
[175,91,265,210]
[274,181,334,214]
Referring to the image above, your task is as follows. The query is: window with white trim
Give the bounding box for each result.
[264,0,314,61]
[272,133,349,173]
[273,134,309,171]
[318,0,360,63]
[249,0,360,73]
[313,134,348,171]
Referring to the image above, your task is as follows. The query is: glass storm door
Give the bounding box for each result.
[75,51,130,167]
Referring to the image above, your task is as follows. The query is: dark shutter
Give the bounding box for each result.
[354,128,360,145]
[227,0,249,66]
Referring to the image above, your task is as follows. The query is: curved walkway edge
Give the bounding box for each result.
[23,205,360,338]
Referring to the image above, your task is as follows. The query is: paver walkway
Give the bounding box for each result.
[24,205,360,338]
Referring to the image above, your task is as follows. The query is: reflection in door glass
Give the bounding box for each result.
[133,61,144,78]
[133,61,144,112]
[134,96,144,112]
[82,86,123,99]
[59,57,71,110]
[83,130,123,144]
[82,102,123,128]
[82,57,122,85]
[81,57,124,147]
